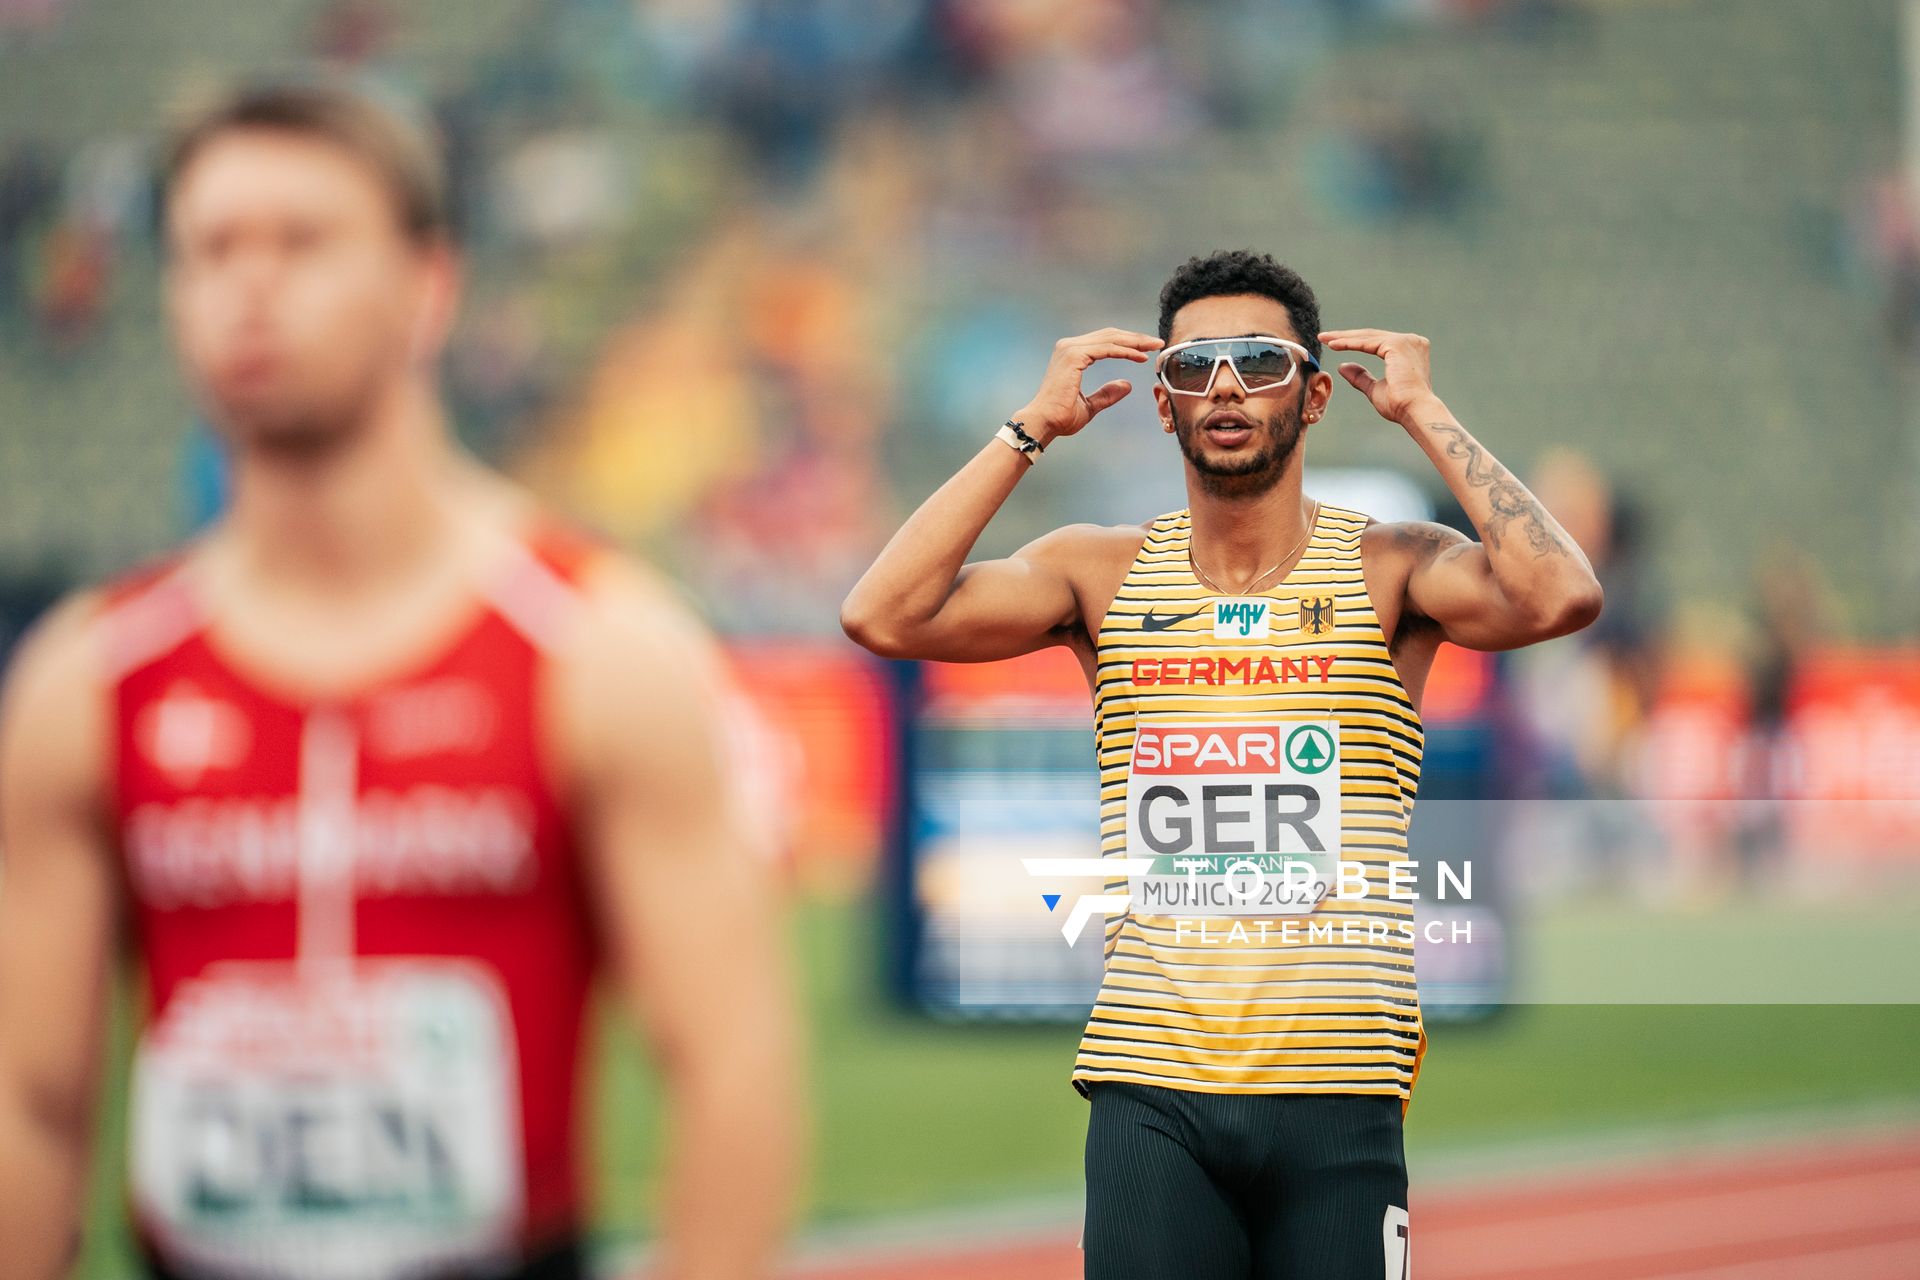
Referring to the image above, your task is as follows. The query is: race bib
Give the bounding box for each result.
[1125,718,1342,917]
[130,960,524,1280]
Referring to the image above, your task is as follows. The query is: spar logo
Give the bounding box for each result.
[1286,724,1333,774]
[1212,597,1270,639]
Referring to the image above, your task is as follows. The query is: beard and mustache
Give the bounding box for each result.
[1170,382,1309,499]
[207,356,392,461]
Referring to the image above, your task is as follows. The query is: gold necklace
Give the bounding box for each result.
[1189,500,1319,596]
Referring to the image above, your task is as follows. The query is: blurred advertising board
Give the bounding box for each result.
[1638,647,1920,864]
[1785,649,1920,858]
[884,650,1107,1019]
[721,640,894,888]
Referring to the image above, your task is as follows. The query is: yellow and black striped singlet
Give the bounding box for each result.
[1071,503,1428,1101]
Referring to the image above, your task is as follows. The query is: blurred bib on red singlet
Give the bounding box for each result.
[131,961,522,1276]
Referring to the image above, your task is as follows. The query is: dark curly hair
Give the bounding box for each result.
[1157,250,1321,365]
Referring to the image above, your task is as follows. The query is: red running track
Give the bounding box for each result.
[788,1130,1920,1279]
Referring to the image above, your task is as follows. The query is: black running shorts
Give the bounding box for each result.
[1083,1082,1410,1280]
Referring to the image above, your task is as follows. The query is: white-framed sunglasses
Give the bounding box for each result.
[1155,335,1320,397]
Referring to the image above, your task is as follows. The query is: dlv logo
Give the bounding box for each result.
[1217,601,1267,637]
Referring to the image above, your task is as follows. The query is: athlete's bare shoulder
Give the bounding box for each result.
[1021,519,1153,559]
[0,588,112,809]
[569,553,714,655]
[533,533,731,790]
[1360,519,1469,580]
[1358,519,1468,672]
[3,588,110,705]
[464,459,705,645]
[1018,520,1152,584]
[1014,519,1156,649]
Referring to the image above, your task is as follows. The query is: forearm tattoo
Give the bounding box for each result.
[1422,421,1570,558]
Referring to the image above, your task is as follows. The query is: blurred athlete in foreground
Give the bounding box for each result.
[843,251,1602,1279]
[0,83,800,1280]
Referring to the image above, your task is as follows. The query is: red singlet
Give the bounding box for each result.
[103,526,601,1278]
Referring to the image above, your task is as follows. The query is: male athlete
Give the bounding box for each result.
[0,84,800,1280]
[842,251,1602,1278]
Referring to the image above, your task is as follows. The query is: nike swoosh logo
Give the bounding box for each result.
[1140,607,1205,632]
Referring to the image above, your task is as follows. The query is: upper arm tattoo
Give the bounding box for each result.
[1380,523,1457,645]
[1393,523,1459,558]
[1422,421,1571,558]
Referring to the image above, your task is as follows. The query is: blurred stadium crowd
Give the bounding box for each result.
[1,0,1917,902]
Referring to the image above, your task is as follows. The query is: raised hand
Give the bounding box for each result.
[1012,328,1165,445]
[1317,328,1438,425]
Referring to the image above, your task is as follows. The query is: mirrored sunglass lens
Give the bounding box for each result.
[1165,348,1218,390]
[1232,343,1296,387]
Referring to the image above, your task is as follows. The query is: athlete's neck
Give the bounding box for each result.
[1185,459,1315,586]
[219,379,470,597]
